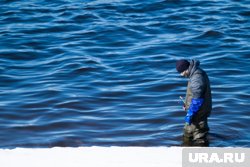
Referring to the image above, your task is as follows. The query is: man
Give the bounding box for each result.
[176,59,212,146]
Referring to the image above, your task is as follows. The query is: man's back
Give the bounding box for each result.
[189,67,212,122]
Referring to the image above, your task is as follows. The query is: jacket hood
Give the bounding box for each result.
[188,60,200,77]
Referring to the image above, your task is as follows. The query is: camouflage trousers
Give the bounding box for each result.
[182,120,209,147]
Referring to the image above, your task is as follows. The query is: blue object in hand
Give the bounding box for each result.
[185,114,192,125]
[185,98,204,125]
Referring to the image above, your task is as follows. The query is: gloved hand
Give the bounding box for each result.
[184,98,204,125]
[185,113,192,125]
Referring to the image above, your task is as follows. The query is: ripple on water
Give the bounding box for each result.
[0,0,250,148]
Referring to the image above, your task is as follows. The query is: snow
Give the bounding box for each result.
[0,147,183,167]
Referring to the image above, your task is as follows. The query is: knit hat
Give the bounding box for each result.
[176,59,190,73]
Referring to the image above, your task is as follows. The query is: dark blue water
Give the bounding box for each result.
[0,0,250,148]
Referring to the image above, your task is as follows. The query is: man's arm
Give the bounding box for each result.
[185,73,206,124]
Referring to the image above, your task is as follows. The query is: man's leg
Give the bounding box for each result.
[193,121,209,146]
[182,124,195,146]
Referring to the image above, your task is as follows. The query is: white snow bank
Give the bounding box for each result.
[0,147,183,167]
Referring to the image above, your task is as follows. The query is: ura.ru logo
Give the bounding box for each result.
[188,153,245,163]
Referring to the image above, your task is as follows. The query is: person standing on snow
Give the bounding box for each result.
[176,59,212,146]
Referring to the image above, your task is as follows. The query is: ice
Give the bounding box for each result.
[0,147,182,167]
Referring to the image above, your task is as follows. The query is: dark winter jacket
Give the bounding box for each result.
[185,60,212,122]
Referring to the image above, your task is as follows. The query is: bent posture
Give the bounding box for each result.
[176,59,212,146]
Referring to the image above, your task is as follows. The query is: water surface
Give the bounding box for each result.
[0,0,250,148]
